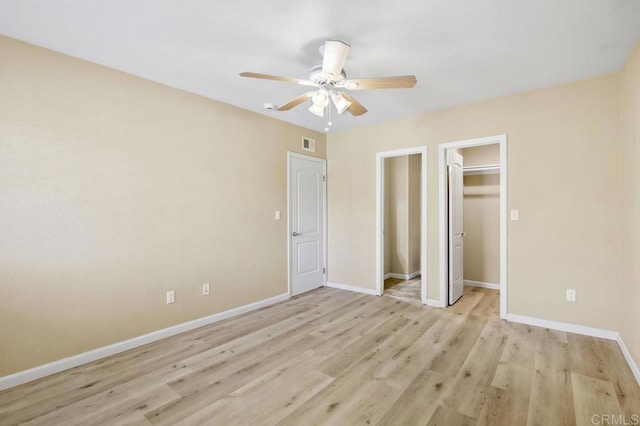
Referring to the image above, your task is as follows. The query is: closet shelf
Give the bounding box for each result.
[463,164,500,175]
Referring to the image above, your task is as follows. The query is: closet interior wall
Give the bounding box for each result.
[460,145,500,286]
[383,155,421,279]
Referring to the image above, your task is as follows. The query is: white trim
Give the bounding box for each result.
[325,281,379,296]
[438,135,507,318]
[383,271,421,281]
[420,150,428,305]
[499,138,508,319]
[507,313,640,384]
[617,334,640,386]
[287,152,328,297]
[426,298,445,308]
[323,160,327,286]
[287,154,291,296]
[0,292,290,391]
[506,313,618,340]
[464,280,500,290]
[376,146,428,304]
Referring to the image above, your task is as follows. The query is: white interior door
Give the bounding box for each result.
[448,150,464,304]
[289,154,325,296]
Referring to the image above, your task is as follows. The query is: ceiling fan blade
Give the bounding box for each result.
[239,72,317,87]
[322,40,350,79]
[343,75,417,90]
[276,92,314,111]
[340,93,368,116]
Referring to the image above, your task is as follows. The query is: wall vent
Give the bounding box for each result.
[302,137,316,152]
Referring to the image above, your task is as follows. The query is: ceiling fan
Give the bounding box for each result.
[239,40,417,119]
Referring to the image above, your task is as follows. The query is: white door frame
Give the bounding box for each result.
[287,152,327,297]
[438,134,508,318]
[376,146,428,304]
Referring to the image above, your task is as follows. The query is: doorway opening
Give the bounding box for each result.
[376,147,428,304]
[438,135,507,318]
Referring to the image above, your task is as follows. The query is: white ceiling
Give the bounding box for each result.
[1,0,639,133]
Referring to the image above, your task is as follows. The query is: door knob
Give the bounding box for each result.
[462,232,467,237]
[292,231,301,237]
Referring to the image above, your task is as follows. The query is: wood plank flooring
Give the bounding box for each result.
[1,286,638,425]
[383,276,421,304]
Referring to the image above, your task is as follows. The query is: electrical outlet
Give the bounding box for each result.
[166,290,175,304]
[566,289,576,302]
[275,210,281,220]
[510,210,519,221]
[202,283,210,296]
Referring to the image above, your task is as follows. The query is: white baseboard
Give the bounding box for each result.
[506,313,640,385]
[464,280,500,290]
[383,271,421,281]
[0,292,290,391]
[425,298,444,307]
[505,313,618,340]
[616,334,640,386]
[325,281,379,296]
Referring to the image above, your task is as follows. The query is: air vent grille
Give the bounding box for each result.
[302,137,316,152]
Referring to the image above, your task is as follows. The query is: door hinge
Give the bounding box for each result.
[323,175,326,182]
[323,267,326,274]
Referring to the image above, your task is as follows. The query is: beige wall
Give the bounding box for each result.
[0,36,326,376]
[620,41,640,371]
[385,156,408,274]
[328,73,621,330]
[408,154,421,274]
[463,174,500,284]
[383,155,420,275]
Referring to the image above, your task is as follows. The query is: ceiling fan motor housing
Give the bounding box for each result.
[309,65,346,85]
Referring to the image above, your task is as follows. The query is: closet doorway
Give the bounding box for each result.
[376,147,427,304]
[438,135,508,318]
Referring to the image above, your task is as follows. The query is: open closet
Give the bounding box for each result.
[461,145,500,290]
[447,143,501,305]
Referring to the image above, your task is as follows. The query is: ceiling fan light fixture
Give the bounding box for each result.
[309,103,325,117]
[311,89,330,107]
[332,92,352,114]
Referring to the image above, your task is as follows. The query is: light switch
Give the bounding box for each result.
[510,210,519,221]
[275,210,281,220]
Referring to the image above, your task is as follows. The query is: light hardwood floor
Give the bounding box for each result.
[1,286,639,425]
[384,276,421,304]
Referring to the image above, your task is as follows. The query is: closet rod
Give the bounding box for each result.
[463,164,500,175]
